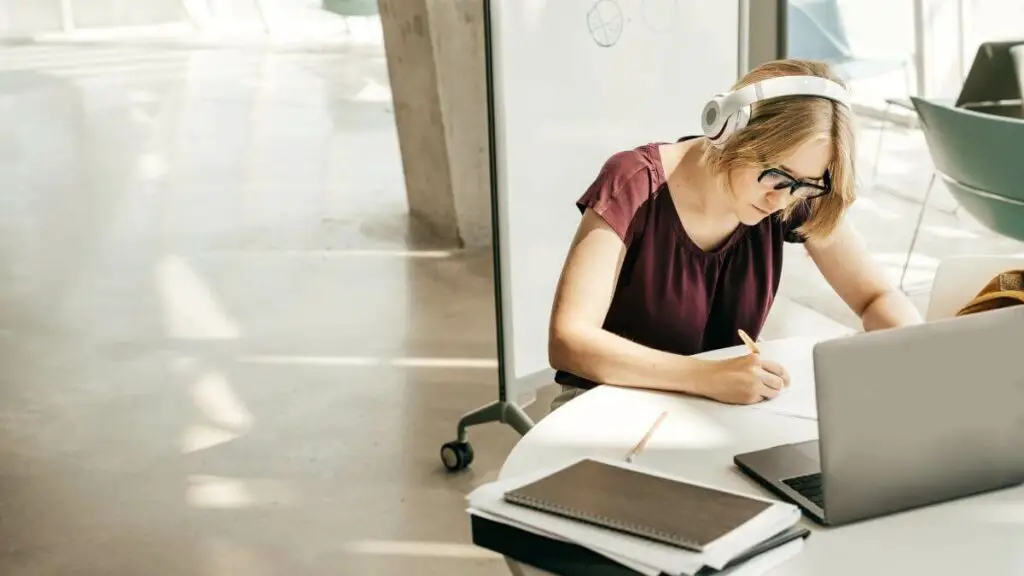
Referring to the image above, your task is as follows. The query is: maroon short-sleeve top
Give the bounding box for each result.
[554,138,811,390]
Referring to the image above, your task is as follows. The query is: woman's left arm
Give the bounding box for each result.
[805,220,923,331]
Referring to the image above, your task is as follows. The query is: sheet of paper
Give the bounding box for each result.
[470,508,663,576]
[699,337,820,420]
[719,538,803,576]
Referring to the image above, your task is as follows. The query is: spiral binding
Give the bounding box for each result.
[504,491,697,549]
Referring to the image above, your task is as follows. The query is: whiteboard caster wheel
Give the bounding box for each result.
[441,441,474,472]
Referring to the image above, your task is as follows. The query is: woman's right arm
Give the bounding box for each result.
[548,209,786,403]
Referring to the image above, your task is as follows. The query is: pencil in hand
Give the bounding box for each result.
[737,329,760,354]
[737,329,789,393]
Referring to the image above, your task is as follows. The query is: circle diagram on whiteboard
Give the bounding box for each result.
[586,0,624,47]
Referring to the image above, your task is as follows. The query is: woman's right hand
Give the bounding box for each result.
[695,354,790,405]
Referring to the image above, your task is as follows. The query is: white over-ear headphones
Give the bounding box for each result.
[700,75,851,146]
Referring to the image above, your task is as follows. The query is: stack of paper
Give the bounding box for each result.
[467,457,807,575]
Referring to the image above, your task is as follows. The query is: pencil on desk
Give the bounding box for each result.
[625,411,668,463]
[738,329,760,354]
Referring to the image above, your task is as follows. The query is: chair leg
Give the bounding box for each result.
[899,173,936,293]
[903,59,914,102]
[875,60,915,189]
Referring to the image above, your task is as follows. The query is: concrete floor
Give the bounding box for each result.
[0,40,1021,576]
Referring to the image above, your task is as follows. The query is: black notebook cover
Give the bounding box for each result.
[503,458,773,551]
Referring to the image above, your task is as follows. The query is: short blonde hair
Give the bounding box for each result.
[703,59,856,240]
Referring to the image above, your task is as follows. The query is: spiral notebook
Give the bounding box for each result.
[503,458,775,552]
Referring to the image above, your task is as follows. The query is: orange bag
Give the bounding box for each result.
[956,269,1024,316]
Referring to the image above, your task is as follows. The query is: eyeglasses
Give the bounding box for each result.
[757,167,831,200]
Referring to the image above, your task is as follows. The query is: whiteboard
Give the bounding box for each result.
[487,0,741,401]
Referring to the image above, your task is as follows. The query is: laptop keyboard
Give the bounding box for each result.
[782,473,824,509]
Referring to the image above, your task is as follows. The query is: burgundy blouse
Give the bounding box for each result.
[554,138,810,390]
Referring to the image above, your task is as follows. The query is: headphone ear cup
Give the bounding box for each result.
[700,96,726,140]
[708,112,737,147]
[708,106,750,148]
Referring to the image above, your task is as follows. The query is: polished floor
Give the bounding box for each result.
[0,40,520,575]
[0,39,1021,576]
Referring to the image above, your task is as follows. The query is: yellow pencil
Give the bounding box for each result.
[625,411,668,463]
[738,329,760,354]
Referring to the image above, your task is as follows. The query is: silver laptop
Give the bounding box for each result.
[734,305,1024,526]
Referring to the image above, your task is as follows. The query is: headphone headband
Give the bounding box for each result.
[721,75,851,111]
[701,75,851,145]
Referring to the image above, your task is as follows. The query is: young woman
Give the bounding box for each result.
[547,59,922,411]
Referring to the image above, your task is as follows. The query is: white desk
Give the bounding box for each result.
[499,338,1024,575]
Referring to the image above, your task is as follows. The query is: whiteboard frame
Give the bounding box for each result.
[486,0,573,409]
[443,0,752,463]
[485,0,515,406]
[488,0,751,406]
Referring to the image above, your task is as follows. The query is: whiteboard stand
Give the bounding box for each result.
[440,0,536,473]
[439,399,534,472]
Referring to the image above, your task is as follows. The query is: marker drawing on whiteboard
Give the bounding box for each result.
[586,0,624,48]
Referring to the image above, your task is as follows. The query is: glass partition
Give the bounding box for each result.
[784,0,919,109]
[965,0,1024,57]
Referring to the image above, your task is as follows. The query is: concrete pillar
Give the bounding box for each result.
[378,0,492,248]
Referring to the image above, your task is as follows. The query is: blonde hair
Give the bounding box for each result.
[703,59,856,240]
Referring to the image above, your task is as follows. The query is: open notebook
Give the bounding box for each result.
[696,337,820,420]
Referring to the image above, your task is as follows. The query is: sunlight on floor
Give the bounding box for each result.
[183,425,243,454]
[173,353,256,454]
[187,476,295,509]
[923,224,979,239]
[192,370,254,431]
[208,249,457,259]
[238,355,498,369]
[156,254,241,340]
[852,196,901,220]
[353,78,392,103]
[137,152,170,181]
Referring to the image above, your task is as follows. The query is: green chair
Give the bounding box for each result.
[902,97,1024,288]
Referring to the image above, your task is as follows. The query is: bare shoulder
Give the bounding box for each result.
[653,140,686,170]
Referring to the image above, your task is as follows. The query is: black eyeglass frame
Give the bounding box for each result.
[757,167,832,200]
